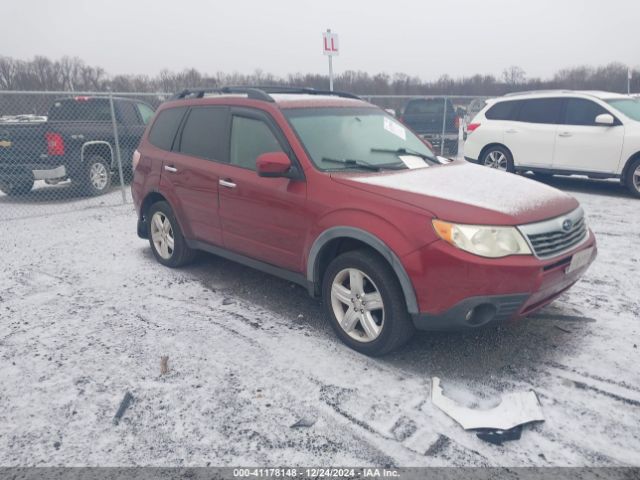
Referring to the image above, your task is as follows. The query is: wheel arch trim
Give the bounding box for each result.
[306,226,419,314]
[81,141,114,168]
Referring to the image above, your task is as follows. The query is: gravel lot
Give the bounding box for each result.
[0,176,639,466]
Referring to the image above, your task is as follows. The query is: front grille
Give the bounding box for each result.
[519,208,588,259]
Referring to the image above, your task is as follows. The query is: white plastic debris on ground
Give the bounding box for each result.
[431,377,544,430]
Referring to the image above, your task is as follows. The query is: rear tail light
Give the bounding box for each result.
[132,149,141,170]
[46,132,65,156]
[454,116,460,129]
[467,123,481,133]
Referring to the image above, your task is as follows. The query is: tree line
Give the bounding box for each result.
[0,55,637,96]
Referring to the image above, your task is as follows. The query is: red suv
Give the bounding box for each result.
[132,87,597,356]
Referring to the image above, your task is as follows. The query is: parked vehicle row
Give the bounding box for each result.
[463,90,640,197]
[0,96,154,196]
[132,86,596,355]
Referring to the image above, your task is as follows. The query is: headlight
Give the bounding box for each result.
[432,219,532,258]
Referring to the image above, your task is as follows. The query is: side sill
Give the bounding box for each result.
[187,239,314,295]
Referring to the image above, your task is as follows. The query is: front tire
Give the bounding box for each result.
[0,177,34,196]
[322,249,415,356]
[481,145,514,172]
[147,201,196,267]
[79,155,112,196]
[624,157,640,198]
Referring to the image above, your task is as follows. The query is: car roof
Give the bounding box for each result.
[495,89,630,102]
[270,93,372,109]
[162,86,377,109]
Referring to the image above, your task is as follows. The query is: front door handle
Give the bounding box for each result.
[164,165,178,173]
[558,132,572,137]
[219,179,237,188]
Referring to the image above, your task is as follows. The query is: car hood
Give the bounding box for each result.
[330,161,579,225]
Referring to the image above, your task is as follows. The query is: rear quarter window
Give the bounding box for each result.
[485,100,519,120]
[148,107,187,151]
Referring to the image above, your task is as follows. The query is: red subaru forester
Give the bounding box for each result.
[132,87,596,356]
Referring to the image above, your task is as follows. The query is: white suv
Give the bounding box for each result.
[463,90,640,197]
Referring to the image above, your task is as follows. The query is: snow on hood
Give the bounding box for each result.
[332,161,579,225]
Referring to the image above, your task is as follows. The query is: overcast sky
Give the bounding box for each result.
[2,0,638,80]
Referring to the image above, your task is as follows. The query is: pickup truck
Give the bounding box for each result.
[0,96,154,196]
[399,97,460,156]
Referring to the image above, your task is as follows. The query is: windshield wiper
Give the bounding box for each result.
[321,157,406,171]
[370,147,438,163]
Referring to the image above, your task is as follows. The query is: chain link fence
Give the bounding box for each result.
[0,90,491,221]
[0,91,171,221]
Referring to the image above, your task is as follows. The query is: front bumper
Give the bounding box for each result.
[407,230,597,330]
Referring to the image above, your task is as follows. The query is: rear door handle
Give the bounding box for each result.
[558,132,572,137]
[219,179,237,188]
[505,129,518,134]
[164,165,178,173]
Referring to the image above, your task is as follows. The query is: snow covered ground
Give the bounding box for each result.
[0,176,639,467]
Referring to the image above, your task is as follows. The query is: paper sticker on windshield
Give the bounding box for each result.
[399,155,429,169]
[383,117,406,140]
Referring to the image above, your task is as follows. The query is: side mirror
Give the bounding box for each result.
[595,113,614,126]
[256,151,292,178]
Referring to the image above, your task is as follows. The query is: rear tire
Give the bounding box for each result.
[79,155,112,196]
[147,201,196,267]
[0,178,34,196]
[481,145,514,173]
[322,249,415,356]
[624,157,640,198]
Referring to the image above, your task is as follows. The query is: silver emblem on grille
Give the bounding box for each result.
[562,219,573,231]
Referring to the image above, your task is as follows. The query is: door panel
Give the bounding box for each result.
[504,122,558,168]
[217,111,308,272]
[218,164,308,271]
[552,98,624,173]
[504,98,563,168]
[158,106,229,246]
[160,152,222,245]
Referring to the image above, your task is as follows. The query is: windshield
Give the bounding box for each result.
[605,98,640,121]
[284,107,437,171]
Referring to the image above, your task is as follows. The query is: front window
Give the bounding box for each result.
[605,98,640,121]
[284,107,437,171]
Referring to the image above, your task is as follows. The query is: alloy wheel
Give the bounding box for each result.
[634,164,640,192]
[89,162,109,190]
[484,150,508,170]
[150,212,175,260]
[330,267,385,342]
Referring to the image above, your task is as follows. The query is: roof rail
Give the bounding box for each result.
[248,85,361,100]
[172,87,274,102]
[504,89,573,97]
[171,86,361,102]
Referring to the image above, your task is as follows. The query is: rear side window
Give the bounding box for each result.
[49,99,112,121]
[148,107,186,151]
[485,101,518,120]
[563,98,609,126]
[516,98,563,124]
[230,116,283,170]
[118,102,139,125]
[178,107,228,160]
